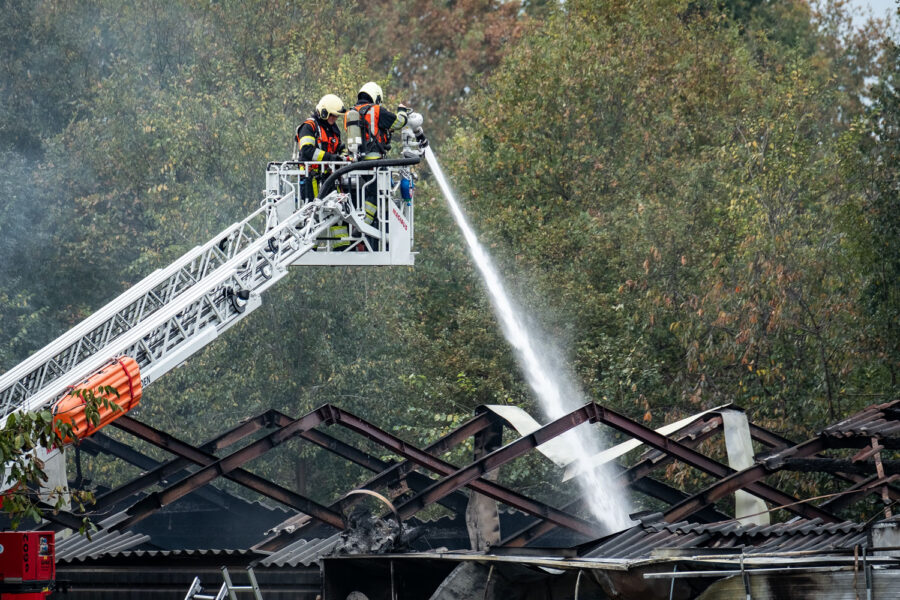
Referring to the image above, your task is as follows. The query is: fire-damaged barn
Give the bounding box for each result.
[32,399,900,599]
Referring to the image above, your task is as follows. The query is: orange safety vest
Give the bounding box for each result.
[347,102,392,156]
[296,117,341,170]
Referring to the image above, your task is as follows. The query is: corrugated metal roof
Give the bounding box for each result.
[821,399,900,441]
[58,547,260,564]
[257,511,489,568]
[259,533,342,567]
[56,529,150,561]
[581,514,867,560]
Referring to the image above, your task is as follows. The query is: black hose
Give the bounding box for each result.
[315,157,421,200]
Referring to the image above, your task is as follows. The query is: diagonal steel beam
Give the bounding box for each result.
[396,402,839,527]
[253,414,490,552]
[331,406,604,538]
[749,422,900,505]
[501,415,726,547]
[103,404,603,539]
[344,411,499,501]
[78,433,230,512]
[98,408,480,547]
[110,406,343,531]
[395,404,603,520]
[660,437,832,523]
[583,404,838,523]
[273,413,470,515]
[99,412,275,509]
[270,409,493,507]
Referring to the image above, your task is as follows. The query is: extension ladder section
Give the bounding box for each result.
[0,189,340,425]
[184,567,263,600]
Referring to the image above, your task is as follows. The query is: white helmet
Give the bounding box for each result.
[359,81,383,105]
[315,94,346,119]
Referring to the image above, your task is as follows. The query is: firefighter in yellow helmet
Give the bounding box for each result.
[296,93,348,202]
[297,94,352,250]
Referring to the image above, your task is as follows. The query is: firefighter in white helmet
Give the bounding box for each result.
[344,81,426,160]
[342,83,426,245]
[295,93,349,202]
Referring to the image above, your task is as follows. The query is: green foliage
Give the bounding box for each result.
[445,0,896,500]
[0,386,119,530]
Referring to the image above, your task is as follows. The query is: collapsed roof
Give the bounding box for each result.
[42,398,900,599]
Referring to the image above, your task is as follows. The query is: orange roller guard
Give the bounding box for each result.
[52,356,142,443]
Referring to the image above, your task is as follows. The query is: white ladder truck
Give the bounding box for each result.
[0,119,427,500]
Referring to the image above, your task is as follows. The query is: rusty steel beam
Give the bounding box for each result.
[331,406,604,539]
[748,421,900,506]
[500,415,724,547]
[748,423,795,451]
[38,505,88,532]
[101,412,275,509]
[273,409,497,497]
[395,402,837,528]
[354,411,499,496]
[106,407,473,548]
[79,433,230,515]
[618,417,723,486]
[630,477,732,522]
[255,411,498,552]
[585,404,838,523]
[111,406,343,532]
[101,413,270,508]
[279,414,471,515]
[821,474,900,511]
[116,411,273,453]
[661,437,832,523]
[502,472,732,548]
[630,415,723,467]
[395,404,601,520]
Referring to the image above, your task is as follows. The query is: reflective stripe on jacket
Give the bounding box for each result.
[296,117,341,167]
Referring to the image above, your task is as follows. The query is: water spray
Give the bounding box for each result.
[422,147,633,532]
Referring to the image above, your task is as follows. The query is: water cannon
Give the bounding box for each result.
[401,112,427,158]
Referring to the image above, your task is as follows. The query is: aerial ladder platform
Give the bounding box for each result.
[0,125,425,484]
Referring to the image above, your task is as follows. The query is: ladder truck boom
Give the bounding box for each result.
[0,149,422,434]
[0,193,337,426]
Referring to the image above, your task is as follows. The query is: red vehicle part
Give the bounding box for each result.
[0,531,54,599]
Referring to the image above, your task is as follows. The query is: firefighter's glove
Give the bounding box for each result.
[415,129,429,149]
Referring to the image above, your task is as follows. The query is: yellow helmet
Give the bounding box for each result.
[359,81,383,105]
[315,94,346,119]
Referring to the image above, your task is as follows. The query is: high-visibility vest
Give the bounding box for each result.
[296,117,341,169]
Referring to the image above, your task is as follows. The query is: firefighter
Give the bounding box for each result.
[296,93,348,202]
[297,93,351,250]
[343,82,425,247]
[345,81,415,160]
